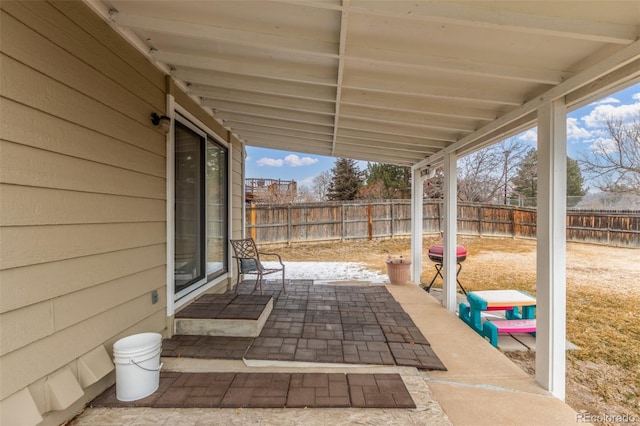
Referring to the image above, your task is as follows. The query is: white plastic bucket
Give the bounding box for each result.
[113,332,163,401]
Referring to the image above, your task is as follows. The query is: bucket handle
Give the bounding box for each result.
[131,359,163,372]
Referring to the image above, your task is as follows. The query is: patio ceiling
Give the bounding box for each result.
[97,0,640,167]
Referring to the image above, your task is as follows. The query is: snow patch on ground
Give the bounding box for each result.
[262,261,387,282]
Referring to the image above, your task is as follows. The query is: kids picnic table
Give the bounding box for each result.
[459,289,537,347]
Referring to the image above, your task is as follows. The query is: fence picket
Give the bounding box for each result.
[246,201,640,247]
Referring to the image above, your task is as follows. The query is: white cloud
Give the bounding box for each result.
[256,154,319,168]
[591,96,620,106]
[633,93,640,101]
[256,157,283,167]
[589,137,618,154]
[582,101,640,128]
[567,117,594,141]
[284,154,318,167]
[517,128,538,143]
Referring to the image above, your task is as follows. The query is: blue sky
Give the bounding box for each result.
[245,83,640,188]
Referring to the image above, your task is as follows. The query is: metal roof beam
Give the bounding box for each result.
[340,90,497,121]
[339,104,478,132]
[338,128,450,149]
[342,79,523,106]
[202,99,334,125]
[218,114,333,135]
[331,0,350,156]
[192,87,335,115]
[112,12,339,57]
[174,69,337,102]
[347,45,572,84]
[153,51,337,86]
[348,2,638,44]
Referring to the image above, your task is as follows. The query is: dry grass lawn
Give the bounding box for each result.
[271,236,640,418]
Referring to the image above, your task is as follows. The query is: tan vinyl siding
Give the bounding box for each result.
[3,1,165,106]
[0,0,167,410]
[0,245,166,314]
[1,141,166,198]
[1,99,166,177]
[0,185,166,226]
[1,304,167,402]
[0,1,244,421]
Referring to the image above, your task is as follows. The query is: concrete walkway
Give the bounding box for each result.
[388,283,580,425]
[70,282,581,425]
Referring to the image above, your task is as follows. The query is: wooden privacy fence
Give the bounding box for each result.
[246,201,640,248]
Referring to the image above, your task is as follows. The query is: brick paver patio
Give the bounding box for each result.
[92,281,443,409]
[163,280,446,371]
[92,372,416,409]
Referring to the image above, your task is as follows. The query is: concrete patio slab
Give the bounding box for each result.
[427,382,578,426]
[70,280,581,426]
[497,334,531,351]
[385,283,582,425]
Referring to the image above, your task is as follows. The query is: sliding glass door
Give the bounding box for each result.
[206,139,227,279]
[174,116,228,300]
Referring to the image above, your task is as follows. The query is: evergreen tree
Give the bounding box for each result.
[513,148,587,205]
[326,158,362,200]
[362,163,411,199]
[567,157,587,207]
[512,148,538,199]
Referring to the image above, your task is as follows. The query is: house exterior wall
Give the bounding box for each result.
[0,1,242,424]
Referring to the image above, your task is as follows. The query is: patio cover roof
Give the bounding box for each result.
[93,1,640,166]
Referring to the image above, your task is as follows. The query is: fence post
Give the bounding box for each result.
[368,203,373,240]
[287,203,292,246]
[250,203,257,241]
[510,206,515,238]
[478,205,483,236]
[341,202,345,241]
[390,201,395,238]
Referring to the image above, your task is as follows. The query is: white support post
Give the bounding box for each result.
[443,153,457,312]
[411,168,424,283]
[536,99,567,400]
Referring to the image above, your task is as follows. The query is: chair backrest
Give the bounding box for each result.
[230,238,263,273]
[230,238,259,259]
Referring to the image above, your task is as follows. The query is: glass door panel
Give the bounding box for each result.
[206,142,227,279]
[174,121,206,296]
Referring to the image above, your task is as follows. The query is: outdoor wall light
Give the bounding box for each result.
[421,166,436,179]
[151,112,171,134]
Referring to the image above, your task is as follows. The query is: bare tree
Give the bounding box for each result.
[458,138,529,203]
[458,147,503,202]
[311,171,332,200]
[579,113,640,195]
[294,185,319,202]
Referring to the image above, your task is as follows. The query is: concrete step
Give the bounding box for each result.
[174,294,273,337]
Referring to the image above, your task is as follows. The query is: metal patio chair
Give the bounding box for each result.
[230,238,285,295]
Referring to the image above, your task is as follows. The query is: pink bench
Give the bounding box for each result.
[482,319,536,347]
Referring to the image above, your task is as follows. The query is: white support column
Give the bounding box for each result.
[411,168,424,283]
[536,98,567,400]
[443,153,458,312]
